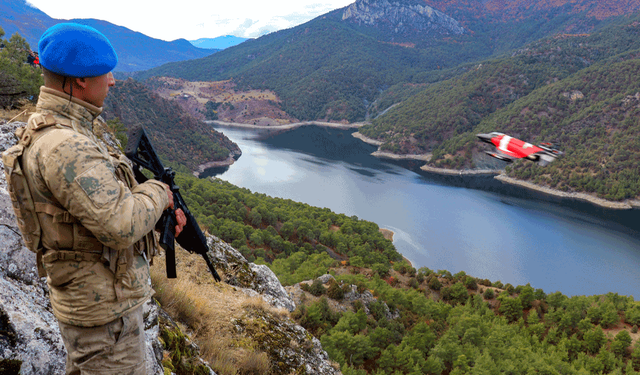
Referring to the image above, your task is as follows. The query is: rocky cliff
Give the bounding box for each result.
[342,0,465,37]
[0,120,339,375]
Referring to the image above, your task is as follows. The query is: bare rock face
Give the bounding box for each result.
[206,235,296,312]
[0,121,66,374]
[231,307,340,375]
[342,0,465,37]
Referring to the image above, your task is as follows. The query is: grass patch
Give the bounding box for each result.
[150,250,277,375]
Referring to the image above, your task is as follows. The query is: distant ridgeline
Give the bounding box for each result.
[0,0,215,72]
[134,0,640,121]
[189,36,249,50]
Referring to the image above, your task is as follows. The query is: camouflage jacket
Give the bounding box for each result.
[21,87,169,326]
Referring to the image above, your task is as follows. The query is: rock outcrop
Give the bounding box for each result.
[287,273,399,320]
[206,235,296,312]
[342,0,465,37]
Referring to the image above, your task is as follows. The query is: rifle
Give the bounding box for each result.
[125,126,221,282]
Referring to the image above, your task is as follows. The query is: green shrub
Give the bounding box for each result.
[483,288,495,300]
[464,276,478,290]
[427,275,442,291]
[327,280,345,301]
[441,282,468,305]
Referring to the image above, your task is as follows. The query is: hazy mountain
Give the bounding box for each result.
[0,0,215,72]
[0,0,52,46]
[137,0,639,122]
[189,35,249,49]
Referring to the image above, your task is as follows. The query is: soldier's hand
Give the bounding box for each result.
[163,183,174,210]
[175,209,187,237]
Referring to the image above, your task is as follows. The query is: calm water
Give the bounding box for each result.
[207,125,640,298]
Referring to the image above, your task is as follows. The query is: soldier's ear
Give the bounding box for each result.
[75,77,88,89]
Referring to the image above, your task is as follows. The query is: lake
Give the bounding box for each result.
[207,125,640,298]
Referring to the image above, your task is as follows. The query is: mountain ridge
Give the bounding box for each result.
[342,0,466,37]
[0,0,215,72]
[359,14,640,201]
[189,35,249,49]
[426,0,640,22]
[137,0,637,122]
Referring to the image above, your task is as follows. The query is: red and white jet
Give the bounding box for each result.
[477,132,562,166]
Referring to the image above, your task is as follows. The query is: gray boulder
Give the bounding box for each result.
[206,235,296,312]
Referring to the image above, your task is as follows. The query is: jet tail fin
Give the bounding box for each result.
[537,154,555,166]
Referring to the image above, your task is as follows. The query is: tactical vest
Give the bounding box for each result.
[3,114,71,276]
[2,114,154,282]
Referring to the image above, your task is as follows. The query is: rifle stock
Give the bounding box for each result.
[125,126,221,282]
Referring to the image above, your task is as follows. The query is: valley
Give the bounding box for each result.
[5,0,640,373]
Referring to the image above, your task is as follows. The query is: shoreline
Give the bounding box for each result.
[420,164,501,176]
[372,151,432,161]
[351,131,382,146]
[193,155,236,177]
[208,120,365,130]
[379,228,394,241]
[352,132,432,161]
[379,228,418,270]
[419,166,640,210]
[494,174,640,210]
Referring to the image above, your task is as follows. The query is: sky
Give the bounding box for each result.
[25,0,355,41]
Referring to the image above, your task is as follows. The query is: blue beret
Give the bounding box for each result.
[38,23,118,78]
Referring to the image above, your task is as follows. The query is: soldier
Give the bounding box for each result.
[4,23,186,374]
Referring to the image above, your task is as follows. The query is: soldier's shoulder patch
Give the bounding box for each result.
[75,162,120,208]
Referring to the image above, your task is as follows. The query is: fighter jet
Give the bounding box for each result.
[477,132,562,166]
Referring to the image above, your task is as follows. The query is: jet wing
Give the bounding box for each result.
[484,150,516,163]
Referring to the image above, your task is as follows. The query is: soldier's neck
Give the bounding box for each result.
[40,86,103,119]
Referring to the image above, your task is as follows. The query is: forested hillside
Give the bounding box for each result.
[478,57,640,201]
[136,0,634,123]
[102,78,240,171]
[360,13,640,152]
[0,27,41,108]
[358,13,640,201]
[136,12,458,122]
[167,171,640,375]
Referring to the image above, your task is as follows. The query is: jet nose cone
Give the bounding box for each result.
[477,133,492,142]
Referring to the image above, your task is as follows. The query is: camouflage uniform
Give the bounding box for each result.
[21,86,169,373]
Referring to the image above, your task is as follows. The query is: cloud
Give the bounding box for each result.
[25,0,355,40]
[231,19,258,37]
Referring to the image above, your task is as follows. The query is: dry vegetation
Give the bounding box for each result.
[150,249,281,374]
[0,100,35,122]
[150,244,333,375]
